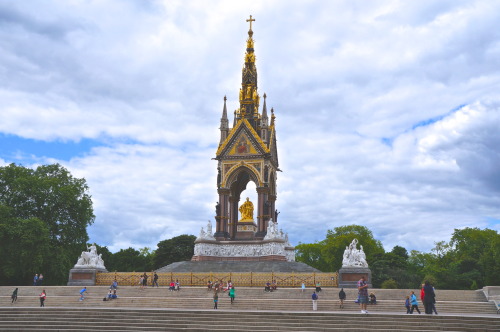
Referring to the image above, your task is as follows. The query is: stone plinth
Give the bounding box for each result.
[338,267,372,288]
[192,238,295,262]
[67,267,107,286]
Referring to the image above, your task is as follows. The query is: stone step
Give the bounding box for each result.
[0,308,498,332]
[2,296,496,314]
[2,286,486,302]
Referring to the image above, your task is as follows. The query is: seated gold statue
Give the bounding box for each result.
[239,197,254,221]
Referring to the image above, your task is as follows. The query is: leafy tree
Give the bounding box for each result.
[295,242,329,271]
[0,205,50,285]
[0,163,94,285]
[153,234,196,269]
[108,247,152,272]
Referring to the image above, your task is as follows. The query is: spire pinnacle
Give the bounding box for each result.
[246,15,255,32]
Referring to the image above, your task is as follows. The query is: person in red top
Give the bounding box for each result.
[420,284,426,312]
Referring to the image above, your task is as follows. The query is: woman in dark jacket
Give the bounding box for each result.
[423,281,435,314]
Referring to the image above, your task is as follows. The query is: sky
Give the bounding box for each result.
[1,0,499,254]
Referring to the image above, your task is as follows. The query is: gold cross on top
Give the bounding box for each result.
[246,15,255,30]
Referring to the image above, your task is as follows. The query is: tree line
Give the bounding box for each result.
[295,225,500,289]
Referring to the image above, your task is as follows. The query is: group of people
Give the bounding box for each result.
[264,280,278,292]
[138,272,160,288]
[33,274,44,286]
[169,280,181,291]
[210,279,236,309]
[405,281,438,315]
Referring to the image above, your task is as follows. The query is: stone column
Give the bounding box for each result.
[215,189,230,239]
[228,196,237,239]
[256,187,269,239]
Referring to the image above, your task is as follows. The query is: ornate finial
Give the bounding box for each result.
[263,93,267,99]
[270,107,275,126]
[224,95,227,102]
[246,15,255,31]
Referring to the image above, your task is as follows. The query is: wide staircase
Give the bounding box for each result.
[1,286,498,331]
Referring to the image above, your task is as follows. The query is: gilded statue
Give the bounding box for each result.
[246,85,252,99]
[239,88,243,101]
[252,89,258,101]
[239,197,254,221]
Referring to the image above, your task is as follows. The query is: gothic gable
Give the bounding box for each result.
[216,118,269,159]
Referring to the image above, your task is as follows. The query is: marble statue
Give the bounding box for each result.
[74,243,106,269]
[196,221,215,241]
[342,239,368,268]
[239,197,254,221]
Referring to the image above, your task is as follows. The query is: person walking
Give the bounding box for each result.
[357,276,369,314]
[410,291,421,314]
[229,287,236,304]
[213,292,219,309]
[339,288,346,309]
[79,287,87,301]
[423,281,436,314]
[405,295,411,314]
[33,274,38,286]
[11,288,18,304]
[312,291,319,311]
[39,289,46,307]
[153,273,159,287]
[301,282,306,293]
[38,274,44,286]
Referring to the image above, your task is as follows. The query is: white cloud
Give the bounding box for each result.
[1,0,499,253]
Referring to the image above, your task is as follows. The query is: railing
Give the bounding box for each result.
[96,271,338,287]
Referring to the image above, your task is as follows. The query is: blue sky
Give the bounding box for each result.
[1,0,499,253]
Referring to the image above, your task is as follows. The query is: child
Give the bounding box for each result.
[405,295,411,314]
[79,287,87,301]
[339,288,346,309]
[229,287,236,304]
[410,291,421,314]
[39,290,46,307]
[213,292,219,309]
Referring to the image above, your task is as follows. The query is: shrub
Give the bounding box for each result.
[381,278,398,289]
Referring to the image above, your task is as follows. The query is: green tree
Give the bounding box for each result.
[449,228,500,288]
[109,247,152,272]
[0,163,95,285]
[153,234,196,269]
[0,205,50,284]
[295,242,329,271]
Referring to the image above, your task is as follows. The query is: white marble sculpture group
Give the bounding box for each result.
[74,243,106,269]
[342,238,368,268]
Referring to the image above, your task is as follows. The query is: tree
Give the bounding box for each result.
[0,163,95,285]
[153,234,196,269]
[109,247,152,272]
[449,228,500,288]
[0,205,50,285]
[295,242,329,271]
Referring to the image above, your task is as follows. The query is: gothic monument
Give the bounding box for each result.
[192,16,295,262]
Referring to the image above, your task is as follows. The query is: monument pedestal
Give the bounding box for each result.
[67,267,108,286]
[338,267,372,288]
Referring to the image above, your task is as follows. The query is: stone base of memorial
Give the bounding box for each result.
[192,239,295,262]
[67,267,108,286]
[338,267,372,288]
